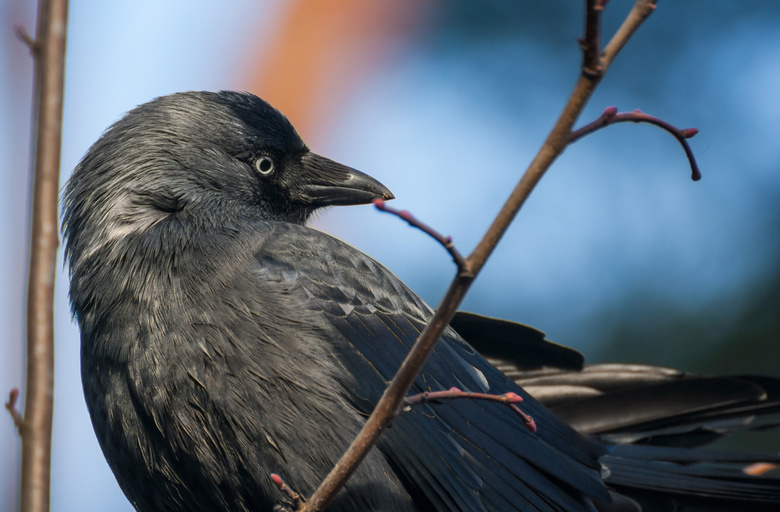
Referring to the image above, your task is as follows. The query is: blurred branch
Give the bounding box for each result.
[571,106,701,181]
[15,25,40,52]
[300,2,661,510]
[8,1,69,512]
[5,388,24,431]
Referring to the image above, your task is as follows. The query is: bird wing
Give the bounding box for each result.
[451,311,780,511]
[451,312,780,447]
[449,311,585,372]
[254,222,610,512]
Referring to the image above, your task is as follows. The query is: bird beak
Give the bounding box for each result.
[292,152,394,207]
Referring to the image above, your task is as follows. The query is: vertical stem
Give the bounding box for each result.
[21,0,69,511]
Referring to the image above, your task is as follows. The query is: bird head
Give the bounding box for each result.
[62,91,393,273]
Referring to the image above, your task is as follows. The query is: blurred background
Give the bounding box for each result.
[2,1,779,510]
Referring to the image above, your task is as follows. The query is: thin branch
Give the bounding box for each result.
[404,387,537,433]
[15,24,40,53]
[580,0,606,77]
[300,3,660,510]
[601,0,657,74]
[17,1,69,511]
[571,107,701,180]
[271,474,303,511]
[373,199,467,273]
[5,388,24,432]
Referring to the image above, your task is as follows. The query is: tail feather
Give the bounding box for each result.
[451,311,780,511]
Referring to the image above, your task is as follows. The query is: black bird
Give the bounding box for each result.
[63,91,780,512]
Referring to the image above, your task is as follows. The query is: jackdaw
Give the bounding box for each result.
[63,91,780,512]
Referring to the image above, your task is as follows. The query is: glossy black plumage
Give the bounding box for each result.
[453,312,780,446]
[63,91,780,512]
[454,312,780,511]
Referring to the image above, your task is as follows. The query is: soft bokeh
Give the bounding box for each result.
[2,2,779,510]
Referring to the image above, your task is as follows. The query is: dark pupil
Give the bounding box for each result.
[258,158,272,172]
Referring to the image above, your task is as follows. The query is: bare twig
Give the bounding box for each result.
[571,106,701,180]
[16,1,69,511]
[5,388,24,432]
[15,24,40,52]
[300,3,660,510]
[271,474,303,511]
[373,199,467,273]
[404,387,536,433]
[580,0,606,77]
[601,0,657,72]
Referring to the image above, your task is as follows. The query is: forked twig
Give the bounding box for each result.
[571,106,701,180]
[15,24,40,52]
[373,199,467,273]
[404,387,537,433]
[271,473,303,511]
[5,388,24,432]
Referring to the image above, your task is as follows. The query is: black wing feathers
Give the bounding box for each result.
[256,222,608,511]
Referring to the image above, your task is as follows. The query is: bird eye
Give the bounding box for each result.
[254,156,275,176]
